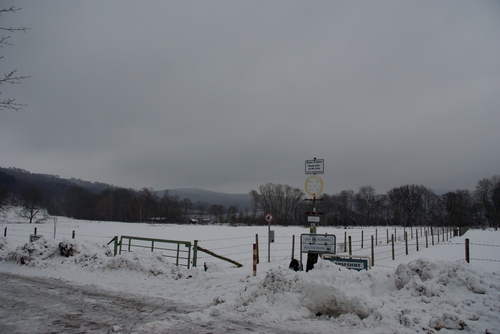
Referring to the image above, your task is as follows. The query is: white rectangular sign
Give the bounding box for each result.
[300,233,336,253]
[305,159,324,174]
[308,216,320,223]
[302,244,334,252]
[301,235,335,244]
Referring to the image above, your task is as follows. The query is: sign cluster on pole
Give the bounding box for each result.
[302,157,327,271]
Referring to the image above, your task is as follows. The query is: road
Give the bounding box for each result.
[0,272,302,334]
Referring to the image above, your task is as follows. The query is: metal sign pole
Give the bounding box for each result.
[265,213,273,263]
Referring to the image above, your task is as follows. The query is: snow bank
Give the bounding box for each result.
[225,259,500,333]
[0,236,199,280]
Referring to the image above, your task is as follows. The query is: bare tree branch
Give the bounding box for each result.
[1,6,29,111]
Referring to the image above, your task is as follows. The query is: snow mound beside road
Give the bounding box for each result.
[228,258,500,333]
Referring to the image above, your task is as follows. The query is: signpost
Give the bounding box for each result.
[265,213,273,263]
[300,233,336,270]
[303,157,325,271]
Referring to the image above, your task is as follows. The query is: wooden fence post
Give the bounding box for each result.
[391,234,395,260]
[253,244,257,276]
[193,240,198,267]
[255,234,259,264]
[344,231,347,252]
[465,238,470,263]
[361,230,364,249]
[416,231,419,251]
[72,230,76,239]
[405,231,408,255]
[371,235,374,267]
[291,235,295,259]
[4,227,6,237]
[425,230,428,248]
[348,235,352,255]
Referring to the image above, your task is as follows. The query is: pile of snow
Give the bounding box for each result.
[1,235,499,333]
[0,236,197,280]
[223,259,500,333]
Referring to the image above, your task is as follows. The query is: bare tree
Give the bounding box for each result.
[256,183,303,225]
[474,176,500,229]
[355,186,376,226]
[442,190,474,227]
[249,189,260,219]
[387,184,431,226]
[1,6,29,110]
[209,204,225,223]
[17,187,46,223]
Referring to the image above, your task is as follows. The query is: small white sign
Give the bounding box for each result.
[308,216,320,223]
[301,235,335,244]
[302,244,334,252]
[305,159,324,174]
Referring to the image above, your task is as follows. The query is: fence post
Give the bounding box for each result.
[193,240,198,267]
[465,238,470,263]
[405,231,408,255]
[371,235,374,267]
[394,228,397,242]
[72,230,75,239]
[375,228,378,246]
[391,234,395,260]
[361,230,364,249]
[114,236,118,256]
[255,234,259,264]
[416,231,419,251]
[425,230,428,248]
[291,235,295,259]
[348,235,352,256]
[431,227,434,246]
[253,244,257,276]
[344,231,347,252]
[386,229,389,244]
[34,227,37,235]
[4,227,6,237]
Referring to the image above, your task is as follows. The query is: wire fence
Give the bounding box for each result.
[2,221,498,269]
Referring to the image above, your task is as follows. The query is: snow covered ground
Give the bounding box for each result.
[1,211,499,333]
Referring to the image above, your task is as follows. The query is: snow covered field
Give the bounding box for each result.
[1,212,499,333]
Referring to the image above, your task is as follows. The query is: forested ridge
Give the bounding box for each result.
[0,167,498,229]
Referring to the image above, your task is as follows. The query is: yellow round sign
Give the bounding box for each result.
[304,175,324,197]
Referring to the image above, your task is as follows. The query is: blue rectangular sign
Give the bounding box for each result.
[323,256,368,271]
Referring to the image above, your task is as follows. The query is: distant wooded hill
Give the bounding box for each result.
[156,188,251,211]
[0,166,251,218]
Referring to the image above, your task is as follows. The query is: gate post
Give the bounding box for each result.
[193,240,199,267]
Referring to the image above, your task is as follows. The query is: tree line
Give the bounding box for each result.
[251,177,500,229]
[1,167,498,228]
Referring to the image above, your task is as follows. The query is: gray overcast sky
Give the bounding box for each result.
[1,1,499,195]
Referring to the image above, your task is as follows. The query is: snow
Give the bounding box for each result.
[1,211,500,333]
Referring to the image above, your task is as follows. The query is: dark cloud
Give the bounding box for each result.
[1,1,499,194]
